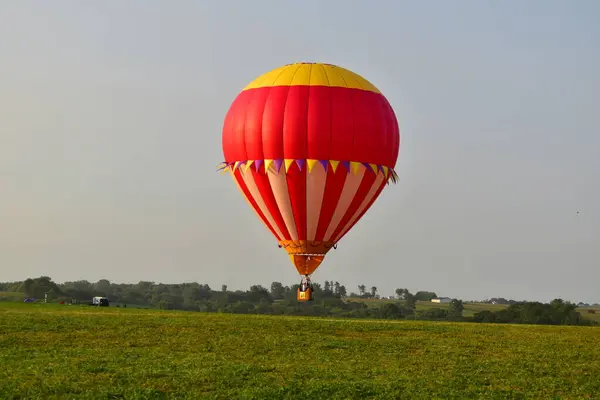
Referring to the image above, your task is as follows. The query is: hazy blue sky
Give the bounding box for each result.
[1,1,599,303]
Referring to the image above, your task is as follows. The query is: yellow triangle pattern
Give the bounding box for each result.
[217,159,398,184]
[264,159,273,172]
[284,159,294,172]
[330,160,340,172]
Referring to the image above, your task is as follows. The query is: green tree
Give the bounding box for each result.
[21,277,63,299]
[249,285,272,303]
[95,279,112,297]
[417,308,448,320]
[414,291,437,301]
[405,292,416,310]
[370,286,378,299]
[270,282,286,299]
[379,303,405,319]
[448,299,464,319]
[358,285,366,297]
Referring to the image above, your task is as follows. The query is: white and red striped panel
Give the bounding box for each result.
[230,163,388,247]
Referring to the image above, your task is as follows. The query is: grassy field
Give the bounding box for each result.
[577,307,600,323]
[1,303,599,399]
[0,291,25,301]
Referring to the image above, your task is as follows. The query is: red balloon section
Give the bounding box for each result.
[220,62,400,277]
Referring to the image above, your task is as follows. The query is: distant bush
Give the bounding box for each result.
[3,277,596,326]
[473,299,596,326]
[416,308,448,321]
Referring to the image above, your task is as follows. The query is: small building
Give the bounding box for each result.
[431,297,452,304]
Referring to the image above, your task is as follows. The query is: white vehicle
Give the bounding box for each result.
[92,296,109,306]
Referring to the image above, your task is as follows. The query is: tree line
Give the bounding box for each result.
[0,276,595,326]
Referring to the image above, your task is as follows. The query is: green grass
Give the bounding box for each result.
[577,306,600,323]
[1,302,599,399]
[0,291,25,301]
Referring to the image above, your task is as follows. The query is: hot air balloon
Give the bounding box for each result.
[219,62,400,301]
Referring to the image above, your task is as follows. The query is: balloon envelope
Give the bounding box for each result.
[220,62,400,275]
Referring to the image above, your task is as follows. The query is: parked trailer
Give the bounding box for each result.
[92,296,109,306]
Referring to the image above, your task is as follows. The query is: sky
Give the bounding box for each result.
[1,0,599,303]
